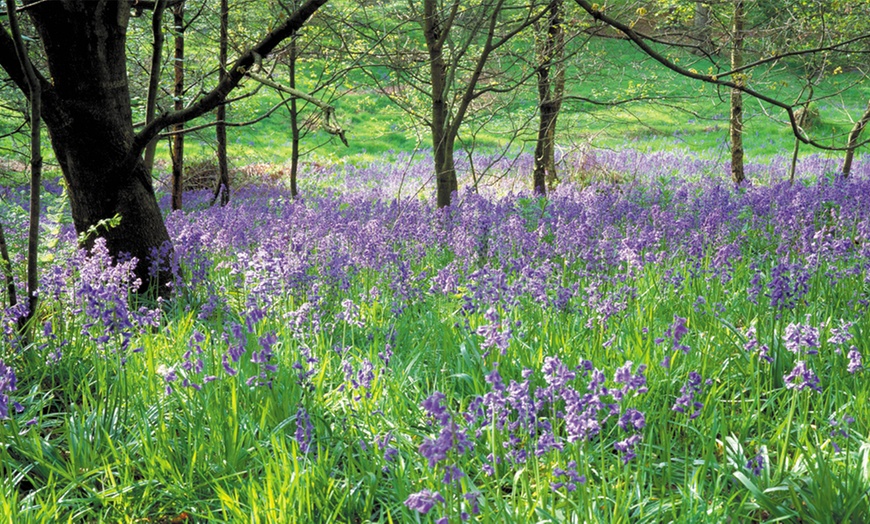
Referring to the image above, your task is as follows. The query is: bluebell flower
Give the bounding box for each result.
[404,489,444,514]
[746,452,764,476]
[672,371,704,419]
[847,347,862,374]
[783,361,821,393]
[0,360,20,419]
[295,407,314,454]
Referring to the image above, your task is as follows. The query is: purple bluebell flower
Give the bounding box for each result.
[746,452,764,476]
[744,326,773,363]
[337,299,364,327]
[295,407,314,454]
[827,320,854,346]
[847,347,862,374]
[0,360,20,419]
[421,391,451,426]
[419,421,473,467]
[614,434,642,463]
[463,492,481,515]
[614,361,648,396]
[783,361,821,393]
[666,315,689,346]
[157,364,177,395]
[442,464,464,484]
[618,408,646,430]
[672,371,704,419]
[476,307,512,354]
[404,489,444,514]
[542,356,575,389]
[221,354,238,376]
[783,322,820,355]
[551,460,587,491]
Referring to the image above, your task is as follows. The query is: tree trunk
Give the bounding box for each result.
[534,0,565,195]
[143,0,166,174]
[842,99,870,178]
[729,0,745,184]
[789,105,809,184]
[171,1,185,211]
[424,0,459,208]
[0,220,14,308]
[213,0,230,206]
[288,32,300,199]
[24,2,173,294]
[7,0,41,329]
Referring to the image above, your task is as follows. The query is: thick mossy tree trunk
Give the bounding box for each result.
[26,2,173,293]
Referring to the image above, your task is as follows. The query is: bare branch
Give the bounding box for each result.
[131,0,328,158]
[243,71,348,146]
[572,0,870,152]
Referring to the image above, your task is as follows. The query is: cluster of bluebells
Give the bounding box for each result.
[657,315,689,368]
[248,331,279,388]
[70,238,159,359]
[0,360,22,419]
[781,320,823,394]
[743,326,772,363]
[550,461,586,491]
[766,260,811,311]
[475,307,513,357]
[5,147,870,519]
[341,357,375,401]
[746,450,765,476]
[295,406,314,455]
[847,348,863,374]
[404,391,475,522]
[672,371,707,420]
[828,414,856,453]
[411,355,651,495]
[783,360,822,393]
[219,315,278,389]
[180,330,216,390]
[826,319,863,374]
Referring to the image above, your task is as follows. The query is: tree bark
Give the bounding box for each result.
[6,0,41,328]
[729,0,745,184]
[143,0,166,174]
[534,0,565,195]
[288,32,300,199]
[213,0,229,206]
[170,1,184,211]
[842,99,870,177]
[0,219,15,309]
[423,0,459,208]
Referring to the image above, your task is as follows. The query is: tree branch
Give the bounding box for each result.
[131,0,328,158]
[571,0,870,152]
[246,71,348,146]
